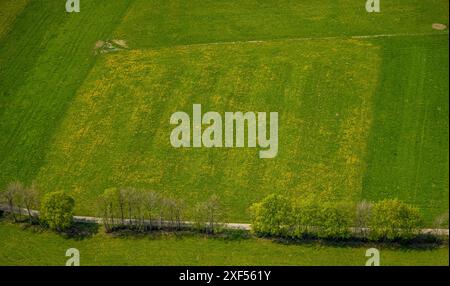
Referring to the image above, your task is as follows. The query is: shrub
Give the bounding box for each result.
[290,198,322,238]
[40,192,75,231]
[291,199,353,239]
[369,199,423,241]
[250,194,293,237]
[315,202,354,239]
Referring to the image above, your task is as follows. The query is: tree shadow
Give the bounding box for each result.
[105,227,251,242]
[4,217,99,240]
[60,222,100,240]
[269,234,448,251]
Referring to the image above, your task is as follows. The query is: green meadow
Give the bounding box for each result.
[0,0,448,265]
[0,221,448,266]
[35,39,382,221]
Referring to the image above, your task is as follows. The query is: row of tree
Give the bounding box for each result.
[1,182,444,241]
[97,188,222,233]
[0,182,223,233]
[1,182,39,224]
[250,194,424,241]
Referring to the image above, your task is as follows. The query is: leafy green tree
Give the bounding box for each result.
[250,194,293,237]
[40,192,75,231]
[316,202,354,239]
[369,199,423,241]
[290,199,353,239]
[290,198,322,238]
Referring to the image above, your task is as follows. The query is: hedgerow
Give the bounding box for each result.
[369,199,423,241]
[250,194,425,241]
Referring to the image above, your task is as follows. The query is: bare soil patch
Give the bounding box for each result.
[432,23,447,30]
[93,39,129,55]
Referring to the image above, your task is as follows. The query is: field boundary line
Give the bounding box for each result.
[1,205,448,236]
[145,31,449,50]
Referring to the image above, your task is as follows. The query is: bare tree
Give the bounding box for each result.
[193,202,208,232]
[204,195,222,233]
[132,190,146,231]
[22,183,39,224]
[433,211,449,229]
[173,199,184,230]
[143,191,160,231]
[163,197,184,230]
[117,188,127,225]
[355,201,372,237]
[194,195,222,233]
[121,188,146,231]
[2,182,24,222]
[98,188,119,232]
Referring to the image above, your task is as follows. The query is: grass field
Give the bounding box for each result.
[0,0,448,226]
[0,221,448,266]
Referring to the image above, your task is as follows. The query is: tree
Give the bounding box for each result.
[40,192,75,231]
[194,195,223,233]
[433,211,449,229]
[123,188,134,226]
[250,194,293,237]
[354,200,372,237]
[13,183,25,219]
[118,188,145,230]
[205,195,222,232]
[2,182,24,222]
[128,189,145,231]
[369,199,423,241]
[98,188,120,232]
[163,197,184,230]
[22,183,39,224]
[143,191,160,231]
[315,202,354,239]
[291,198,322,238]
[117,188,127,225]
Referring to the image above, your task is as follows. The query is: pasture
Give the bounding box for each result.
[0,1,448,225]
